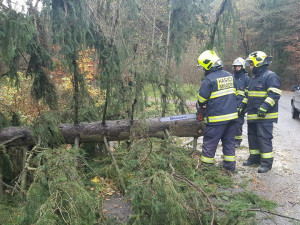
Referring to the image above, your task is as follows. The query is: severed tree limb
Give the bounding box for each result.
[194,196,204,225]
[173,173,215,225]
[246,208,300,222]
[1,135,25,146]
[20,137,42,192]
[0,180,15,191]
[103,136,126,193]
[261,212,278,225]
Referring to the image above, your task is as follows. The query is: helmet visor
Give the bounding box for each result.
[245,59,253,67]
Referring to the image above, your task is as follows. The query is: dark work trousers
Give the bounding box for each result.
[247,122,274,168]
[201,121,237,171]
[235,115,245,144]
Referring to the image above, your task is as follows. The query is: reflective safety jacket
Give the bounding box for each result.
[197,68,238,125]
[242,66,281,123]
[234,70,250,106]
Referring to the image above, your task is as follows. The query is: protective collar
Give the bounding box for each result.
[253,65,268,76]
[205,66,222,76]
[234,69,245,78]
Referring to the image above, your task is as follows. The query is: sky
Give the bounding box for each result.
[3,0,42,12]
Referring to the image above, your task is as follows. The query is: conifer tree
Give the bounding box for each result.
[44,0,96,124]
[0,3,58,109]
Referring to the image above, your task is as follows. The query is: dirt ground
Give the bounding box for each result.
[103,91,300,224]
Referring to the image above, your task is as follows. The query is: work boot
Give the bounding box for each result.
[223,166,236,173]
[242,160,260,166]
[258,166,271,173]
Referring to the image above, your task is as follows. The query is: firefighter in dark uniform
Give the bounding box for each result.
[232,57,250,148]
[239,51,281,173]
[196,50,238,172]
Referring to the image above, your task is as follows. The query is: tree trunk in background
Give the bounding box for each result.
[207,0,229,49]
[0,165,3,196]
[0,117,205,148]
[161,0,172,118]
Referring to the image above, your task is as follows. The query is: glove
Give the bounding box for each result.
[196,101,206,121]
[257,107,267,118]
[196,101,201,113]
[237,107,245,116]
[237,102,247,116]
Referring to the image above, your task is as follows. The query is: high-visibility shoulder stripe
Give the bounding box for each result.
[248,91,268,97]
[210,88,236,99]
[247,112,278,120]
[224,155,236,162]
[200,155,214,163]
[261,152,274,159]
[265,97,276,107]
[196,94,208,103]
[267,87,282,95]
[208,112,238,123]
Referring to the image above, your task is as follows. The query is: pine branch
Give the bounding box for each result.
[246,208,300,222]
[173,173,215,225]
[0,135,24,146]
[0,72,9,78]
[103,136,126,192]
[0,180,20,193]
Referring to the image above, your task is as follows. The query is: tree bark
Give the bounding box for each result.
[0,117,205,148]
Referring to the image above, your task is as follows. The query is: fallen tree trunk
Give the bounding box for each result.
[0,117,205,147]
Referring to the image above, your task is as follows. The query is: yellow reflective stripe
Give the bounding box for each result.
[235,135,242,140]
[247,112,278,120]
[250,149,260,155]
[197,94,207,103]
[267,87,282,95]
[242,98,248,104]
[224,155,236,162]
[248,91,268,97]
[210,88,236,99]
[265,97,275,107]
[200,155,214,163]
[236,90,245,96]
[261,152,274,159]
[208,112,238,123]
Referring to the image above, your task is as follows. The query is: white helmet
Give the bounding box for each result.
[232,57,245,69]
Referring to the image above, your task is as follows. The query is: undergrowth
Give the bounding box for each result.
[19,147,100,225]
[0,135,277,225]
[89,138,276,225]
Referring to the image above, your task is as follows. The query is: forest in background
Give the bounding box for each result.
[0,0,299,224]
[1,0,299,124]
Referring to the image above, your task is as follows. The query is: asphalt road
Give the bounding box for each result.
[235,91,300,224]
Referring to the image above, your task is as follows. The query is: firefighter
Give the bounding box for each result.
[239,51,281,173]
[232,57,250,148]
[196,50,238,172]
